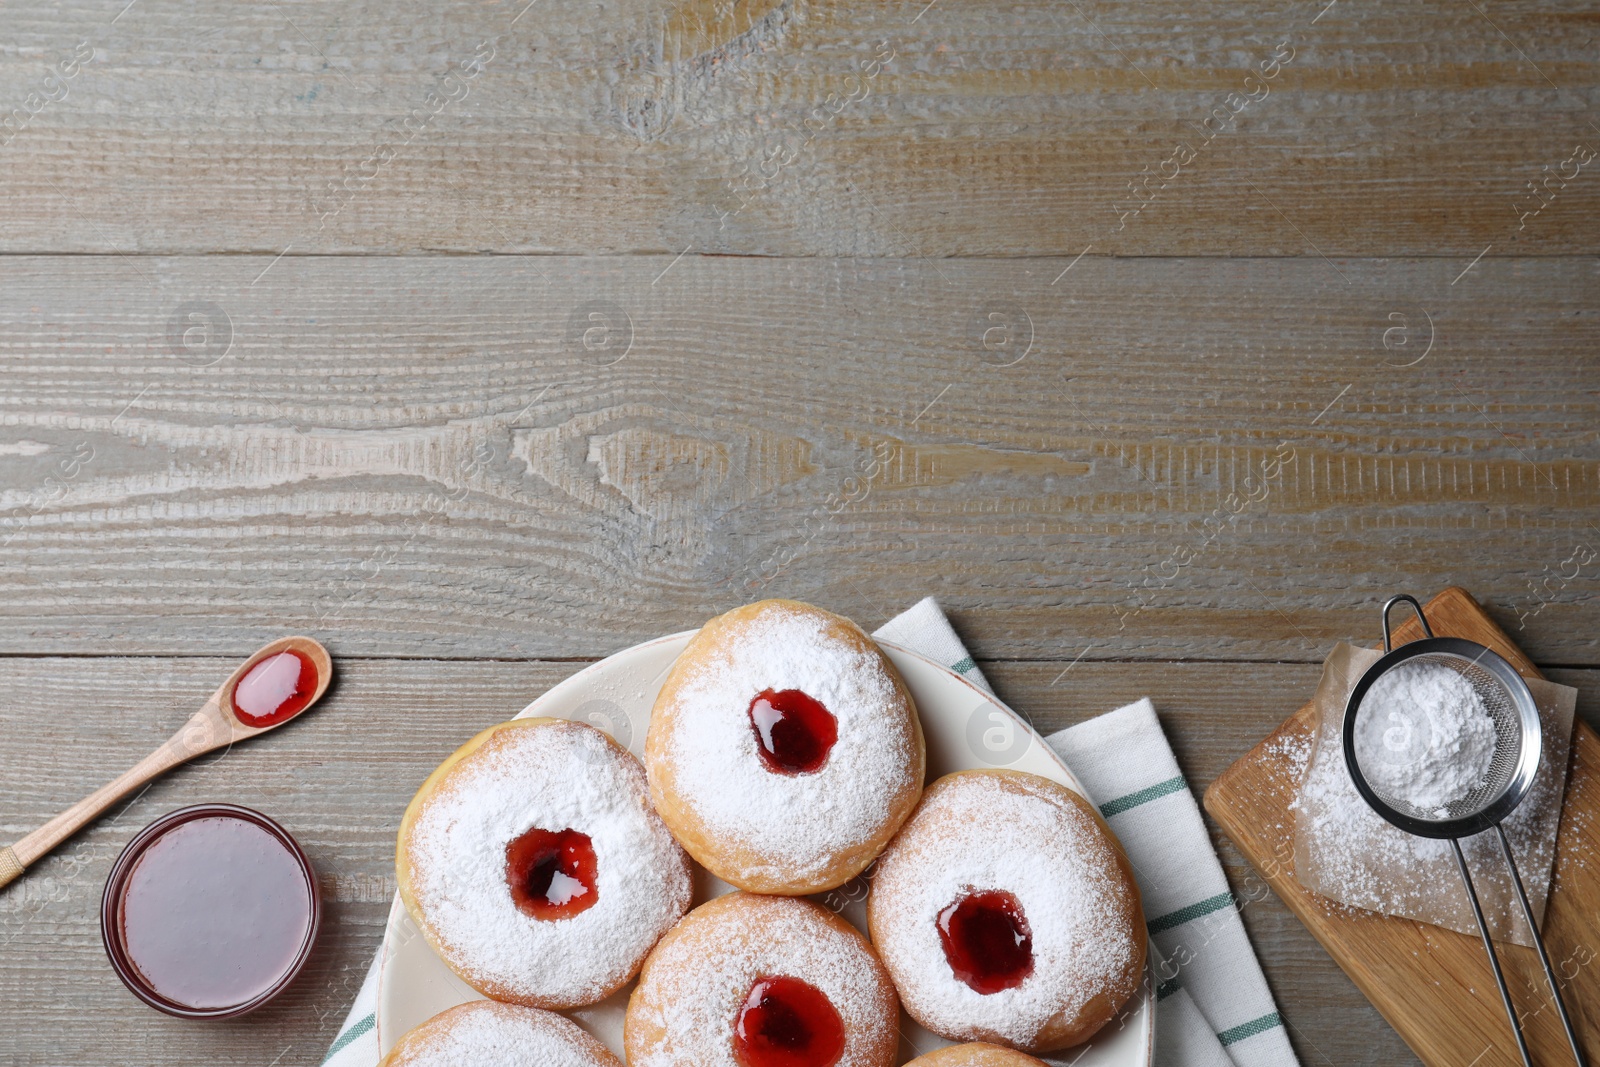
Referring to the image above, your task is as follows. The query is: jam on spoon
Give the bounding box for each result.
[504,827,598,919]
[936,888,1034,994]
[231,649,320,728]
[0,638,329,899]
[747,689,838,775]
[733,974,846,1067]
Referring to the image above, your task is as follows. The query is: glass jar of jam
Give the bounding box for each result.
[100,804,321,1018]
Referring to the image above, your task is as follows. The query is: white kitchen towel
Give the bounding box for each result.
[324,596,1293,1066]
[1141,964,1237,1067]
[322,953,381,1066]
[1051,698,1298,1067]
[878,597,1282,1067]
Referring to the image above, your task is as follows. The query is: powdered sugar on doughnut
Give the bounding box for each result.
[657,604,918,882]
[627,895,896,1067]
[389,1002,618,1067]
[870,774,1141,1049]
[403,720,692,1006]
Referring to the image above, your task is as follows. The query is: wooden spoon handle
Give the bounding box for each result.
[0,705,230,890]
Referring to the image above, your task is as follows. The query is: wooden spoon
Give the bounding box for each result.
[0,636,333,891]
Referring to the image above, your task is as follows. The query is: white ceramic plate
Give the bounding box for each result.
[377,632,1153,1066]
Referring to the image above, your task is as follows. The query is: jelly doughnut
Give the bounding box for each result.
[646,599,925,894]
[397,718,693,1009]
[624,892,899,1067]
[868,771,1145,1053]
[379,1001,623,1067]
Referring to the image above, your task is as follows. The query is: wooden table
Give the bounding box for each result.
[0,1,1595,1063]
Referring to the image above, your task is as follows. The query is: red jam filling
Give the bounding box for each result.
[936,889,1034,995]
[504,828,597,919]
[733,975,846,1067]
[747,689,838,774]
[231,650,319,728]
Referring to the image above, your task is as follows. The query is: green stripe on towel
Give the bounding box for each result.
[1099,775,1186,818]
[1147,891,1234,934]
[322,1013,375,1063]
[1155,975,1184,1001]
[951,655,977,675]
[1217,1011,1283,1046]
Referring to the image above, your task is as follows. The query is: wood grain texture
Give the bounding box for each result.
[0,254,1596,663]
[2,0,1597,1060]
[4,635,330,879]
[0,0,1597,255]
[1203,587,1600,1067]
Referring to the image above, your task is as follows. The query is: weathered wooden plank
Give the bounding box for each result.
[0,0,1596,255]
[1,656,1594,1064]
[2,254,1596,662]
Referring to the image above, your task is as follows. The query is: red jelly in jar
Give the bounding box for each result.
[747,689,838,775]
[936,889,1034,995]
[231,650,319,728]
[102,805,320,1018]
[504,827,598,919]
[733,975,846,1067]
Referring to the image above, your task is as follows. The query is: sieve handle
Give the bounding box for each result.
[1381,594,1435,652]
[1494,824,1588,1065]
[1451,837,1533,1067]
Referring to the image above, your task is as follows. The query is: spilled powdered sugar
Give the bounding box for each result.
[1353,661,1497,815]
[1262,730,1313,781]
[628,896,893,1067]
[659,605,919,882]
[1290,642,1576,947]
[392,1002,616,1066]
[405,720,691,1005]
[870,774,1140,1048]
[1294,738,1457,901]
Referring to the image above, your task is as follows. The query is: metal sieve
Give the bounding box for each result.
[1342,595,1584,1067]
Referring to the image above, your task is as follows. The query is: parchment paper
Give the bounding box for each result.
[1292,642,1577,947]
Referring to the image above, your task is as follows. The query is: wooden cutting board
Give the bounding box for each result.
[1203,586,1599,1066]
